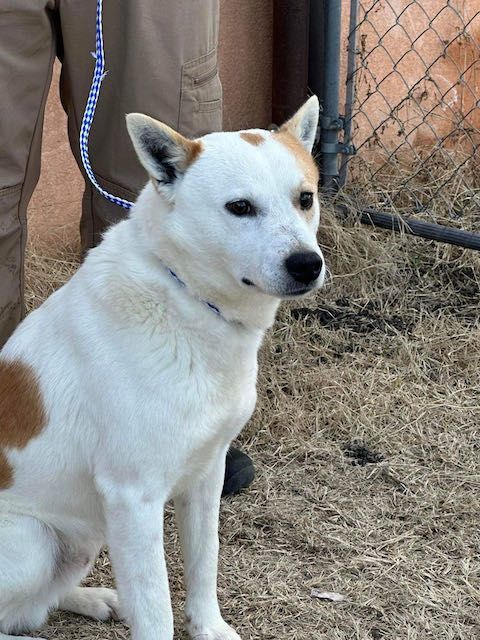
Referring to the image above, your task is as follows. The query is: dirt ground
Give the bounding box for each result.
[23,196,480,640]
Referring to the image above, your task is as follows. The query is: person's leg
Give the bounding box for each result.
[0,0,56,347]
[58,0,222,250]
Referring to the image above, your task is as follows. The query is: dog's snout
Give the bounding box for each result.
[285,251,323,285]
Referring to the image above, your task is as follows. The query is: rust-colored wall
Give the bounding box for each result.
[219,0,273,130]
[28,62,81,242]
[347,0,480,151]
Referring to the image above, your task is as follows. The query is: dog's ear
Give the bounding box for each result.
[126,113,202,198]
[279,95,319,153]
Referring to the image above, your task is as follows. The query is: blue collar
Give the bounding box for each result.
[161,262,223,319]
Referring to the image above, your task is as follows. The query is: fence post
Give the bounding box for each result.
[339,0,359,187]
[272,0,310,126]
[318,0,343,194]
[308,0,325,117]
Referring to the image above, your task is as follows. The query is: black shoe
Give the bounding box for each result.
[222,447,255,497]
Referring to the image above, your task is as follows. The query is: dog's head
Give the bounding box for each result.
[126,96,325,303]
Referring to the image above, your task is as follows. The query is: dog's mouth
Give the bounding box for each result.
[242,277,314,299]
[283,286,312,297]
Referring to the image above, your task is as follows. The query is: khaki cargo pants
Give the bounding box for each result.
[0,0,222,347]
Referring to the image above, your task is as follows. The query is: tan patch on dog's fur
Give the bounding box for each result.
[0,360,46,489]
[274,129,319,187]
[162,125,203,168]
[184,138,203,167]
[240,132,265,146]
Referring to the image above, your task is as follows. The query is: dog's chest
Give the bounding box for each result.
[168,372,256,495]
[169,337,257,433]
[123,327,258,447]
[102,334,257,498]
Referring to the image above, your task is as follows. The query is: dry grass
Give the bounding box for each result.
[24,197,480,640]
[345,143,480,231]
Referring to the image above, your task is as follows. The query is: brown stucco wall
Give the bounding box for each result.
[219,0,273,130]
[28,62,82,242]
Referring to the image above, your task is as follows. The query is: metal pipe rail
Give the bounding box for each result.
[338,206,480,251]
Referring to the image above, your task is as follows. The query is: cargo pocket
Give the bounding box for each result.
[178,49,223,137]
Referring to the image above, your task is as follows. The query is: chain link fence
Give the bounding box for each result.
[338,0,480,236]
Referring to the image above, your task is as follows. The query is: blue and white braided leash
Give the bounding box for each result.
[79,0,134,210]
[80,0,226,320]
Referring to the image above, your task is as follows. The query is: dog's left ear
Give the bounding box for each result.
[126,113,202,198]
[280,95,319,153]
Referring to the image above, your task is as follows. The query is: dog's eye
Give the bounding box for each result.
[225,200,255,217]
[299,191,314,210]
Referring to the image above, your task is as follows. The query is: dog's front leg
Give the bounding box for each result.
[98,480,173,640]
[174,448,241,640]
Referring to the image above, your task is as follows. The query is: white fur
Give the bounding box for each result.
[0,99,325,640]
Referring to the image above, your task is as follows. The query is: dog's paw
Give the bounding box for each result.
[187,617,241,640]
[60,587,123,622]
[86,587,122,621]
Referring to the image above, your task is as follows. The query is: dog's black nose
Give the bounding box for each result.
[285,251,323,284]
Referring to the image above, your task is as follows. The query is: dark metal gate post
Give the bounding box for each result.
[272,0,310,126]
[318,0,342,194]
[308,0,325,111]
[339,0,359,187]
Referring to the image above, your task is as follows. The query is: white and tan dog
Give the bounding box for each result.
[0,96,325,640]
